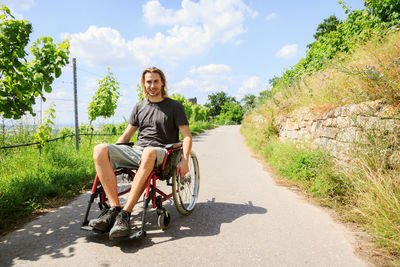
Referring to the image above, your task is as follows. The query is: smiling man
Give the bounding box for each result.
[89,67,192,239]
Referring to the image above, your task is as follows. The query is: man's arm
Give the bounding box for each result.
[177,124,192,177]
[116,124,138,143]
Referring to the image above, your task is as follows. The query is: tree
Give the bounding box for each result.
[257,90,273,104]
[269,76,281,88]
[88,68,120,145]
[313,15,341,40]
[306,15,341,49]
[241,94,257,113]
[191,104,209,121]
[205,91,237,117]
[217,102,244,125]
[0,5,70,119]
[170,93,195,120]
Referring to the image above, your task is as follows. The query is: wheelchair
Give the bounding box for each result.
[81,142,200,239]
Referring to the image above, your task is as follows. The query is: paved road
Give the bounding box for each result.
[0,125,367,267]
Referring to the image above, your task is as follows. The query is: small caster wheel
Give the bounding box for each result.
[134,230,147,240]
[158,210,171,230]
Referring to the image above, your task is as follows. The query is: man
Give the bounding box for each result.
[89,67,192,239]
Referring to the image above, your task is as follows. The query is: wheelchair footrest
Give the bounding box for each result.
[80,225,94,231]
[80,225,109,235]
[108,230,147,241]
[129,229,147,240]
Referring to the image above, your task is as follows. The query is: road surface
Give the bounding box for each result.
[0,125,367,266]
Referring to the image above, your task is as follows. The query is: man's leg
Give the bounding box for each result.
[88,144,121,231]
[93,144,120,207]
[109,147,157,238]
[124,146,157,212]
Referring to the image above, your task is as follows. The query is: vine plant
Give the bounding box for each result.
[33,103,55,167]
[88,67,120,146]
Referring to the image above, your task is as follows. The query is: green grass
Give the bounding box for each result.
[242,124,351,206]
[0,134,116,231]
[241,122,400,263]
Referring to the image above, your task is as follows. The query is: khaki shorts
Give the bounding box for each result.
[106,144,167,170]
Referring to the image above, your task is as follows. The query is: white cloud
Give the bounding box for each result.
[62,0,257,66]
[83,77,99,95]
[189,64,231,75]
[46,90,72,100]
[61,26,134,67]
[143,0,257,26]
[236,76,267,100]
[275,44,298,59]
[173,63,232,93]
[266,12,277,21]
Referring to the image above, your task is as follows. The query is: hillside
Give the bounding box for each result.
[242,27,400,265]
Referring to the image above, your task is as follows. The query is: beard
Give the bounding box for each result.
[146,87,161,97]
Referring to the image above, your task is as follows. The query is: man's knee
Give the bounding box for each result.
[93,144,108,163]
[141,147,157,163]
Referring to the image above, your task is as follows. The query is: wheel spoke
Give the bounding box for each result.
[173,151,200,215]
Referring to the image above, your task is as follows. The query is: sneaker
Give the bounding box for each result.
[88,206,121,232]
[109,210,131,239]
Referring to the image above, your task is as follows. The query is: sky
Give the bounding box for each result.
[2,0,366,126]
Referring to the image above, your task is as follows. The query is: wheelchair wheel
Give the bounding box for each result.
[157,209,171,230]
[172,150,200,215]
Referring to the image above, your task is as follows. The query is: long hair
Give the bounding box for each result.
[141,67,168,99]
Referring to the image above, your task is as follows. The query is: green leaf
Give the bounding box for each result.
[44,83,52,93]
[0,5,69,119]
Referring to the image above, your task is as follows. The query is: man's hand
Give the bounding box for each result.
[177,124,192,177]
[176,158,189,177]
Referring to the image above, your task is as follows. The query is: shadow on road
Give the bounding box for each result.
[86,198,268,253]
[191,130,212,143]
[0,196,267,266]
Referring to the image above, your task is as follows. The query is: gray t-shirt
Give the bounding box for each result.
[128,98,189,147]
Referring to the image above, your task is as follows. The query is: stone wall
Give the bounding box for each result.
[275,100,400,161]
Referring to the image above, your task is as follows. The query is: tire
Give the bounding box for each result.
[172,150,200,215]
[157,209,171,230]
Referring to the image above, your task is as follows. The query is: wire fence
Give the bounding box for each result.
[0,133,119,150]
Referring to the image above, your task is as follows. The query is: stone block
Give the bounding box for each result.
[322,118,338,127]
[345,101,378,116]
[336,127,358,143]
[333,106,344,117]
[310,120,322,137]
[298,128,311,139]
[285,119,300,131]
[346,104,358,115]
[336,116,351,128]
[318,126,338,139]
[313,137,330,148]
[299,119,313,128]
[355,116,380,130]
[322,109,336,119]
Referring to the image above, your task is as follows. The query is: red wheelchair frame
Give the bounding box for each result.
[81,142,200,240]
